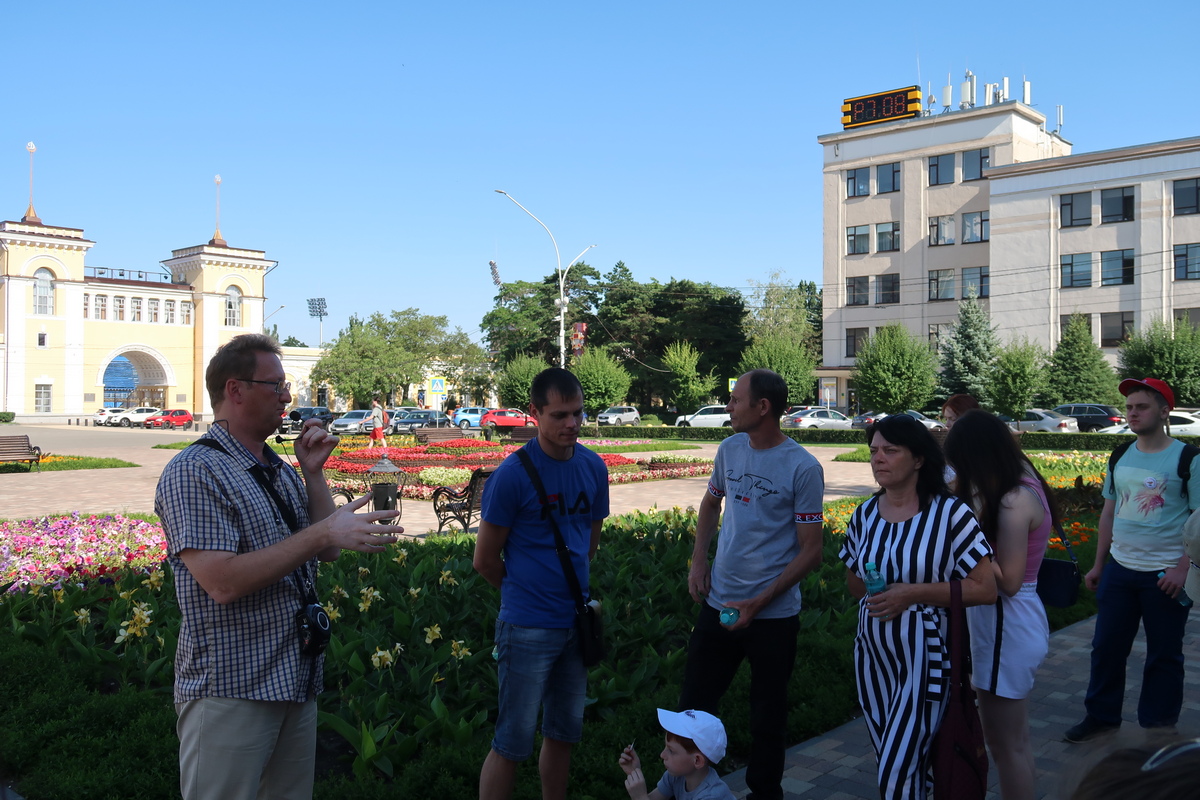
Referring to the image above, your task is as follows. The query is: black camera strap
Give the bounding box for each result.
[515,444,588,615]
[190,437,318,604]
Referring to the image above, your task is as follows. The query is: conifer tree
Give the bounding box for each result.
[937,294,998,405]
[1040,314,1120,406]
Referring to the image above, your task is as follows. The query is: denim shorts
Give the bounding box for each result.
[491,620,587,761]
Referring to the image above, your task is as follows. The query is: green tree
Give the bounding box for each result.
[744,272,821,360]
[440,330,494,407]
[497,355,549,409]
[1041,315,1121,406]
[737,335,817,407]
[481,264,601,366]
[1118,317,1200,406]
[661,341,714,413]
[281,335,308,347]
[937,294,998,404]
[989,339,1047,418]
[573,349,632,415]
[852,324,938,413]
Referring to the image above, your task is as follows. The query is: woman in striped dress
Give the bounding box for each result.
[839,414,996,800]
[945,410,1055,800]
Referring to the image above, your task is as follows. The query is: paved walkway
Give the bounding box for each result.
[6,425,1195,798]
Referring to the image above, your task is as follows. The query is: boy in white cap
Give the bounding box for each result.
[617,708,735,800]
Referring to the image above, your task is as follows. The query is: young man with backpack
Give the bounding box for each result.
[1064,378,1199,743]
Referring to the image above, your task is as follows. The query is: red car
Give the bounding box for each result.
[480,408,537,428]
[144,409,194,430]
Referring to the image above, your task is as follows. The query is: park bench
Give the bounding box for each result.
[431,466,496,533]
[0,435,42,471]
[414,427,467,445]
[505,427,538,444]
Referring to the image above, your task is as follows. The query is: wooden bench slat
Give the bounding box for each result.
[0,435,41,471]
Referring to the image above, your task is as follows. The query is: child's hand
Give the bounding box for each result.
[623,768,649,800]
[618,744,641,774]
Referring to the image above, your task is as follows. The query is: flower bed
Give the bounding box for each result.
[0,513,166,591]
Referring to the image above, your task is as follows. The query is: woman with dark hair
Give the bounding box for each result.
[1070,735,1200,800]
[839,413,996,799]
[944,410,1055,800]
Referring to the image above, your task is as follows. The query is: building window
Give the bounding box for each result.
[1061,253,1093,288]
[83,293,89,318]
[1061,191,1092,227]
[1175,308,1200,328]
[963,148,990,181]
[928,269,955,300]
[876,221,900,252]
[929,323,952,352]
[35,384,51,413]
[225,286,243,326]
[316,386,329,407]
[1175,179,1199,216]
[877,162,900,193]
[1100,311,1135,347]
[876,273,899,304]
[846,168,870,198]
[114,296,125,321]
[1101,186,1135,223]
[165,300,176,324]
[928,215,955,246]
[33,268,54,315]
[1175,243,1200,280]
[928,154,955,186]
[963,267,990,298]
[94,295,107,320]
[37,333,48,348]
[182,301,193,325]
[1061,314,1092,339]
[846,327,869,358]
[846,225,870,255]
[1101,249,1135,286]
[131,297,142,322]
[962,210,989,243]
[148,299,160,323]
[846,276,869,306]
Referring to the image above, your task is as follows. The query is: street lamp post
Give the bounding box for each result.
[307,298,328,346]
[495,190,596,367]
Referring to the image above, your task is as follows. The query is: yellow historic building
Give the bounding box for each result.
[0,205,318,422]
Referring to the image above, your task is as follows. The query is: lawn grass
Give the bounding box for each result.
[586,442,700,454]
[0,455,139,473]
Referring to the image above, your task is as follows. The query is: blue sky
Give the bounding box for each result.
[4,1,1198,349]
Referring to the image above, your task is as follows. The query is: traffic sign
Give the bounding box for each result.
[429,377,446,395]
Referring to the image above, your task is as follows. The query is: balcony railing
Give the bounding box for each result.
[86,267,178,284]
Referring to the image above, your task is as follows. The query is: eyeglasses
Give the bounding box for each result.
[240,378,291,395]
[1141,737,1200,771]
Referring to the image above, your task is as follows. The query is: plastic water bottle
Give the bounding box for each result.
[1158,571,1194,608]
[719,607,740,625]
[864,562,887,596]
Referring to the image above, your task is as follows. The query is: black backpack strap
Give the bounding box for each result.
[1178,444,1200,507]
[514,445,588,614]
[1107,440,1134,495]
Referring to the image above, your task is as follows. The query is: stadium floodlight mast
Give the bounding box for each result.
[307,298,328,346]
[494,190,596,367]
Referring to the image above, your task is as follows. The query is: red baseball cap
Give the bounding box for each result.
[1118,377,1175,409]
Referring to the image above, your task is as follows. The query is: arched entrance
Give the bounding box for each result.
[96,346,178,410]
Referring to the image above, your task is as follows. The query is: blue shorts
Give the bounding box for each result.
[491,620,587,761]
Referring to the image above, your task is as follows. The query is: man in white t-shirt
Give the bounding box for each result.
[1065,378,1199,743]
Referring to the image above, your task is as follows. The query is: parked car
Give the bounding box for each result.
[1052,403,1126,432]
[387,408,421,435]
[329,409,372,434]
[1098,411,1200,437]
[108,407,161,427]
[451,407,491,429]
[278,406,333,435]
[782,407,853,430]
[851,410,888,430]
[675,405,731,427]
[144,409,194,430]
[1006,409,1080,433]
[93,408,117,425]
[597,406,641,426]
[901,409,945,431]
[481,408,537,428]
[392,410,452,432]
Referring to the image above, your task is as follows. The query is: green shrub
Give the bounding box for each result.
[0,412,15,423]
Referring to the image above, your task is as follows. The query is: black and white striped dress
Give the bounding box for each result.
[838,493,991,800]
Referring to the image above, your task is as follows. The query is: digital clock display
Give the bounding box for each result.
[841,86,922,129]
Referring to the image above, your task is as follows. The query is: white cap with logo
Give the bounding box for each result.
[1183,508,1200,603]
[657,708,727,764]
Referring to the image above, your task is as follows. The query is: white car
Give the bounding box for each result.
[1006,409,1080,433]
[93,408,117,425]
[782,408,853,430]
[330,409,372,434]
[901,409,945,431]
[1099,411,1200,437]
[597,406,640,426]
[108,407,162,427]
[675,405,731,427]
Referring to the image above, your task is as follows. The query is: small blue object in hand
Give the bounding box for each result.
[719,607,740,625]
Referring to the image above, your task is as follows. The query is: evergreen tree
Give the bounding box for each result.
[988,338,1047,418]
[1041,314,1120,406]
[937,294,998,405]
[852,324,938,413]
[738,335,817,406]
[1118,317,1200,406]
[572,349,632,416]
[497,355,549,409]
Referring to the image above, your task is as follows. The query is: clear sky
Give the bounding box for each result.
[4,1,1198,350]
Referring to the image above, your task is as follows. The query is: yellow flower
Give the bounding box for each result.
[141,571,163,591]
[323,602,342,621]
[439,570,458,587]
[358,566,371,579]
[119,589,136,600]
[358,598,373,613]
[450,640,471,660]
[52,588,65,604]
[74,608,90,628]
[393,549,408,566]
[371,648,395,669]
[424,624,442,644]
[330,585,349,600]
[359,586,382,601]
[408,587,422,599]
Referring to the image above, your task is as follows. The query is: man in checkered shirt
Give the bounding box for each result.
[155,334,403,800]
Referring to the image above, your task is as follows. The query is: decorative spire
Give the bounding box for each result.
[22,142,41,225]
[209,174,227,246]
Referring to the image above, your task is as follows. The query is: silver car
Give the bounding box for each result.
[782,408,853,430]
[1007,409,1080,433]
[329,409,372,434]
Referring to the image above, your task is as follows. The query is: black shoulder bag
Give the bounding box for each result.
[190,438,331,656]
[931,580,989,799]
[1037,520,1081,608]
[515,445,605,667]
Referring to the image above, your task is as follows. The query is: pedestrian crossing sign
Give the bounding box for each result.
[430,377,446,395]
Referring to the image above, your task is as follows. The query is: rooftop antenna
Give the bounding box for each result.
[925,82,936,116]
[1023,78,1032,105]
[1002,76,1010,102]
[1055,104,1064,134]
[960,69,976,109]
[22,142,41,225]
[209,174,227,247]
[940,74,953,113]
